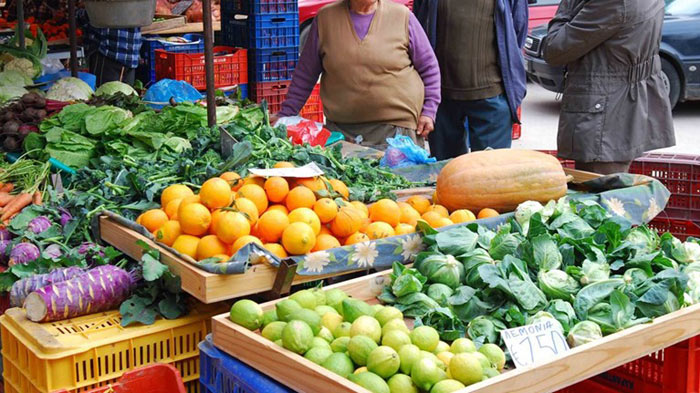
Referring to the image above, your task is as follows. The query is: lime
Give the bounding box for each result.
[375,306,404,327]
[348,372,391,393]
[229,299,263,330]
[317,326,334,343]
[315,305,338,317]
[382,330,411,351]
[450,338,476,354]
[322,352,354,378]
[421,351,446,370]
[276,299,302,322]
[398,344,421,375]
[281,320,314,354]
[382,318,410,337]
[433,341,450,355]
[354,366,368,375]
[289,308,322,335]
[348,335,379,366]
[483,367,500,379]
[472,352,491,370]
[334,321,352,338]
[411,326,440,352]
[322,312,344,334]
[325,288,348,313]
[350,315,382,343]
[430,379,465,393]
[411,357,447,392]
[305,346,333,365]
[343,298,375,322]
[372,304,385,315]
[310,287,326,306]
[449,353,483,386]
[331,336,351,353]
[311,337,332,350]
[478,343,506,371]
[367,346,401,379]
[261,309,278,327]
[436,352,454,368]
[290,290,317,309]
[261,321,287,341]
[387,373,419,393]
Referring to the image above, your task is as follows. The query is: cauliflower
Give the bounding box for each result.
[47,77,94,102]
[4,58,38,79]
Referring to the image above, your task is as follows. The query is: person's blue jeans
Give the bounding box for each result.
[429,94,513,160]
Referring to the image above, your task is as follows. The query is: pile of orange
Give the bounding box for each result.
[136,162,500,263]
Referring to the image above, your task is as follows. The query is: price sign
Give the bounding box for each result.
[500,321,570,368]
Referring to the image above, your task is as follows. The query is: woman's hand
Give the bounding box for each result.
[416,116,435,137]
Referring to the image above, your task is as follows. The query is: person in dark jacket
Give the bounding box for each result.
[543,0,675,174]
[415,0,528,160]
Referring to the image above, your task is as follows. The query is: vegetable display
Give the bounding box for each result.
[0,92,67,152]
[9,266,85,307]
[46,77,94,102]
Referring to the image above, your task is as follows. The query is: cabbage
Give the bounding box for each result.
[538,269,581,301]
[515,201,553,235]
[672,241,700,264]
[0,85,28,103]
[47,77,94,101]
[4,57,39,78]
[527,311,564,334]
[567,321,602,347]
[625,226,659,254]
[546,299,577,335]
[0,69,33,87]
[95,81,137,97]
[416,254,465,289]
[426,283,454,306]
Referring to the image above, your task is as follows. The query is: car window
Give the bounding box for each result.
[666,0,700,16]
[532,0,561,6]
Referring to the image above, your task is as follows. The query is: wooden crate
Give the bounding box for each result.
[212,270,700,393]
[99,215,363,304]
[141,14,186,34]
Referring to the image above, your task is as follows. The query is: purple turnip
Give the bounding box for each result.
[59,208,72,226]
[0,228,11,241]
[28,216,52,234]
[43,244,63,259]
[10,266,85,307]
[0,239,9,262]
[8,242,40,266]
[78,242,105,265]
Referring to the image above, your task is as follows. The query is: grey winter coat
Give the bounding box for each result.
[543,0,675,162]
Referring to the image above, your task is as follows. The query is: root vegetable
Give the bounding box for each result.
[8,242,40,266]
[24,265,138,322]
[32,191,42,205]
[10,266,84,307]
[0,192,32,221]
[0,192,14,206]
[3,120,20,134]
[3,136,19,151]
[0,183,13,192]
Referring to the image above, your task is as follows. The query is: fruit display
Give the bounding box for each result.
[436,149,569,213]
[229,287,507,392]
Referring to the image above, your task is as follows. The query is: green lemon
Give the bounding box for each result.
[322,312,344,334]
[350,315,382,343]
[382,330,411,352]
[310,287,326,306]
[382,318,410,337]
[449,353,483,386]
[367,346,401,379]
[374,306,404,327]
[305,347,333,365]
[478,343,506,371]
[334,321,352,338]
[472,352,491,370]
[421,351,446,370]
[410,326,440,352]
[261,321,287,341]
[430,379,465,393]
[331,336,351,353]
[325,288,348,313]
[322,352,354,378]
[311,337,332,350]
[276,299,302,322]
[261,309,278,327]
[315,305,338,317]
[348,335,379,366]
[387,373,419,393]
[450,338,476,354]
[290,289,317,309]
[433,341,450,355]
[348,372,391,393]
[229,299,263,330]
[289,308,322,335]
[281,320,314,354]
[317,326,334,343]
[398,344,421,375]
[483,367,500,379]
[342,298,375,322]
[411,357,447,392]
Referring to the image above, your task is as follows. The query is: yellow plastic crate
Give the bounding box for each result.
[1,302,226,393]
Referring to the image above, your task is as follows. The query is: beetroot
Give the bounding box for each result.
[8,242,40,266]
[28,216,52,234]
[10,266,85,307]
[24,265,138,322]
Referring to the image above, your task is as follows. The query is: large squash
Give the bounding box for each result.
[436,149,568,213]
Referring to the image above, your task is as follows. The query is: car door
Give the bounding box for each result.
[663,0,700,98]
[528,0,561,32]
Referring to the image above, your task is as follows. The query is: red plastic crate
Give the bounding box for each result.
[251,81,322,119]
[512,107,522,140]
[299,84,323,123]
[155,46,247,90]
[629,153,700,225]
[52,364,186,393]
[648,217,700,241]
[540,150,576,169]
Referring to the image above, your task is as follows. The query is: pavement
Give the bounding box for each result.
[513,83,700,155]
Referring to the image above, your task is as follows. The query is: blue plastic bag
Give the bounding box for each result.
[379,135,437,168]
[143,79,202,109]
[35,71,97,92]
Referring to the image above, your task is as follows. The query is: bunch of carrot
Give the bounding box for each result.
[0,157,50,225]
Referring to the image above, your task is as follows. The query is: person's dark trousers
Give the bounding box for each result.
[429,94,513,160]
[88,52,136,86]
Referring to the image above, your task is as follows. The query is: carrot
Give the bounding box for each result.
[1,193,32,221]
[32,191,42,205]
[0,183,13,193]
[0,193,14,207]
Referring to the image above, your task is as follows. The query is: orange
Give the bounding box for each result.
[313,198,338,224]
[234,197,260,225]
[312,234,341,252]
[398,202,421,226]
[250,223,261,238]
[369,199,401,227]
[426,204,449,218]
[345,232,370,245]
[359,217,371,233]
[257,210,290,243]
[394,223,415,236]
[450,209,476,224]
[136,214,143,225]
[211,254,230,263]
[286,186,316,211]
[153,220,182,247]
[264,243,288,259]
[264,176,289,203]
[432,190,440,205]
[220,171,243,191]
[161,184,194,208]
[421,211,444,228]
[331,207,364,238]
[274,161,295,169]
[232,235,263,254]
[238,184,268,215]
[319,226,333,236]
[297,177,327,193]
[406,195,431,215]
[350,201,369,218]
[165,198,183,220]
[435,218,455,228]
[177,195,201,219]
[172,235,200,259]
[196,235,229,261]
[288,208,322,235]
[209,209,225,235]
[329,179,350,199]
[366,222,396,240]
[214,211,251,244]
[200,178,232,210]
[282,222,316,255]
[140,209,169,233]
[178,203,212,236]
[478,208,500,219]
[267,204,289,215]
[242,176,266,188]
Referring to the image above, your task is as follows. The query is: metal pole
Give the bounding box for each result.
[202,0,216,127]
[16,0,25,49]
[68,0,78,77]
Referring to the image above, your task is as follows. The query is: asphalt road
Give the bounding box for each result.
[513,83,700,155]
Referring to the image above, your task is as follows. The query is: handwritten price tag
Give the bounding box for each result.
[501,321,570,368]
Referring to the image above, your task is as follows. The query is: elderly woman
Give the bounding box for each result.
[274,0,441,149]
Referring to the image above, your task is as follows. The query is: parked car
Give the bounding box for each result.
[527,0,560,31]
[524,0,700,109]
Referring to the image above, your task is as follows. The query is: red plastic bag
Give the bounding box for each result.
[287,120,331,147]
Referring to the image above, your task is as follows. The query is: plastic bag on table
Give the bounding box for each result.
[143,79,202,109]
[278,116,331,147]
[379,135,437,168]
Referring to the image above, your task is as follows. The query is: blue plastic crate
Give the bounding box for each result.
[249,47,298,82]
[138,34,204,83]
[199,334,291,393]
[221,0,298,16]
[222,12,299,49]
